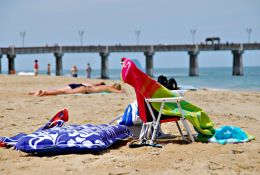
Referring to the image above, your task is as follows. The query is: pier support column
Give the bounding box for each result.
[232,50,244,76]
[144,51,154,77]
[100,52,110,79]
[0,54,2,74]
[188,51,199,76]
[54,52,63,76]
[7,54,16,74]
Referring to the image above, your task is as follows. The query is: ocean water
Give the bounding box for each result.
[91,67,260,91]
[5,66,260,91]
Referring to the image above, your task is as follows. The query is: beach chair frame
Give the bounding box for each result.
[137,96,195,146]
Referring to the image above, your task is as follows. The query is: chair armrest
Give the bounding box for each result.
[145,97,184,103]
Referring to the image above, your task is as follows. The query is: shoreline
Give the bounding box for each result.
[1,74,260,92]
[199,87,260,92]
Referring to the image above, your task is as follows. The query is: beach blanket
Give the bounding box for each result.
[121,57,215,141]
[57,92,110,96]
[0,109,132,154]
[209,125,254,144]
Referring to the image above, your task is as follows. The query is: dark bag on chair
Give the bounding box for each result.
[167,78,178,90]
[157,75,168,88]
[158,75,178,90]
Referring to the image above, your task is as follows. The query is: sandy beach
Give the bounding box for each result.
[0,74,259,175]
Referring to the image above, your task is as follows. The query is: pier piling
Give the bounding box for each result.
[232,50,244,76]
[7,54,16,74]
[0,54,2,74]
[188,50,199,76]
[100,52,110,79]
[54,52,63,76]
[144,51,154,77]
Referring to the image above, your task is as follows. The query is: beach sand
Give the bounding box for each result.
[0,75,259,175]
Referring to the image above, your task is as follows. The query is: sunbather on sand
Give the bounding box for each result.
[29,82,123,96]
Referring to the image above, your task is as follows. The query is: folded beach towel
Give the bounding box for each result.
[0,109,69,147]
[209,125,254,144]
[15,124,131,154]
[0,109,132,154]
[0,133,27,147]
[121,57,215,141]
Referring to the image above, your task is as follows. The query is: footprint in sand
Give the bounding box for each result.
[232,149,244,154]
[208,161,224,170]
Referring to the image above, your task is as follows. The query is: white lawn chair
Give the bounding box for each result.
[130,96,195,148]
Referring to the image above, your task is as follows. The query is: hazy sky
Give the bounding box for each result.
[0,0,259,71]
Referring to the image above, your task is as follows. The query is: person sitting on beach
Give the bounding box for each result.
[28,82,123,96]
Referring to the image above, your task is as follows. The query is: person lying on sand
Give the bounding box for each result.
[29,82,123,96]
